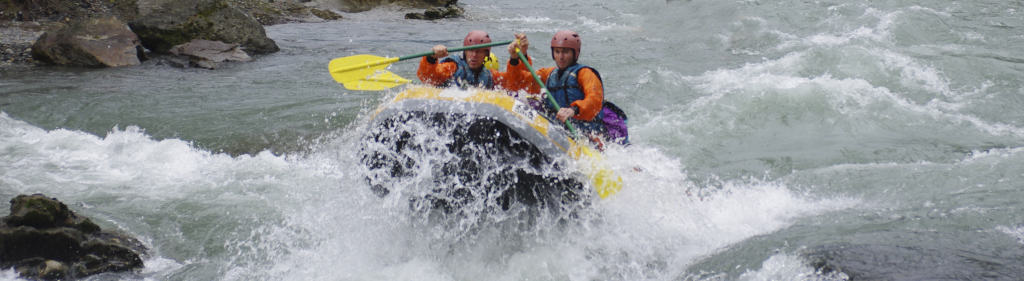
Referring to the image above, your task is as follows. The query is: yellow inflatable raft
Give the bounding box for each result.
[360,86,621,211]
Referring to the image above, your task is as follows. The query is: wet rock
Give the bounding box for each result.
[30,16,147,67]
[169,39,251,69]
[340,0,393,13]
[0,194,147,280]
[156,57,189,68]
[310,8,342,21]
[107,0,141,22]
[128,0,279,55]
[3,195,100,234]
[342,0,457,13]
[405,1,464,20]
[443,4,464,17]
[38,260,67,280]
[245,1,312,26]
[423,7,444,19]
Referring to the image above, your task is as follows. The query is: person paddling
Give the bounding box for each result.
[417,30,530,90]
[509,31,629,145]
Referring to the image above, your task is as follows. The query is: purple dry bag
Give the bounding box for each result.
[601,101,629,144]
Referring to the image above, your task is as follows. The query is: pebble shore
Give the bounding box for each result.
[0,22,46,69]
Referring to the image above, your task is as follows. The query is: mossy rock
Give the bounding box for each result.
[0,195,146,280]
[6,195,70,230]
[3,194,101,234]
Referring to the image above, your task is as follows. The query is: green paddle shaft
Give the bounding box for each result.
[399,40,514,61]
[515,49,578,137]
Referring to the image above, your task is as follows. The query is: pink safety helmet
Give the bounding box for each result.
[550,30,582,60]
[463,30,492,49]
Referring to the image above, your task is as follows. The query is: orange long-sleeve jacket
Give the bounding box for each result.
[505,56,604,122]
[416,56,532,91]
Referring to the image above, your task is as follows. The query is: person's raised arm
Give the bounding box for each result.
[499,33,537,91]
[508,33,529,63]
[417,44,457,86]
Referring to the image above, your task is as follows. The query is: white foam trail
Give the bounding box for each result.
[0,88,862,280]
[494,12,633,33]
[205,137,859,280]
[735,253,849,281]
[996,225,1024,245]
[639,37,1024,151]
[574,145,860,277]
[0,269,19,281]
[0,111,345,280]
[0,112,297,199]
[908,5,953,17]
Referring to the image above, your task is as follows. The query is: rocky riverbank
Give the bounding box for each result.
[0,0,462,69]
[0,21,49,68]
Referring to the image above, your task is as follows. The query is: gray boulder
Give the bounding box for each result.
[310,8,343,21]
[338,0,456,13]
[0,194,147,280]
[405,5,463,20]
[128,0,279,55]
[30,16,147,67]
[169,39,251,69]
[338,0,391,13]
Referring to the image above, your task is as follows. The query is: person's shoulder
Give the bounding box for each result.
[576,66,604,87]
[577,66,600,78]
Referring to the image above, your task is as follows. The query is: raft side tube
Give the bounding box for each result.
[369,98,573,159]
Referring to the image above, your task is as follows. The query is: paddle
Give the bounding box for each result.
[513,45,579,138]
[329,40,514,90]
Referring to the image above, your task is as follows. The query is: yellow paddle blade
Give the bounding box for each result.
[328,54,408,90]
[343,71,412,91]
[577,145,622,199]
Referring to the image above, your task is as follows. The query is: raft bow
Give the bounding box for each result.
[361,86,621,210]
